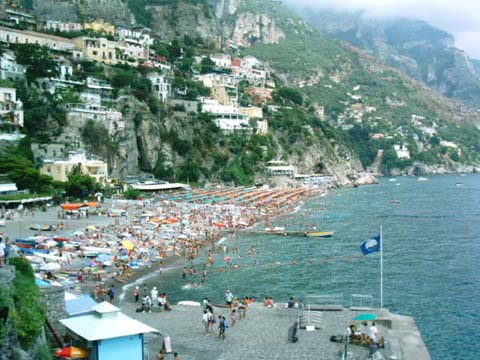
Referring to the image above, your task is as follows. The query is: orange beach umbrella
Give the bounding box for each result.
[55,346,88,359]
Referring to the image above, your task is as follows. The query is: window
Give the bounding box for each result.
[93,51,98,56]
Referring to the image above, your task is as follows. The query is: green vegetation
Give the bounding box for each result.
[110,65,152,101]
[8,258,46,347]
[11,44,58,83]
[0,145,53,194]
[123,187,142,200]
[81,120,118,162]
[64,165,101,199]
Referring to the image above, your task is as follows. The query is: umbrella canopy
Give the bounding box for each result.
[55,346,88,359]
[353,313,378,321]
[86,225,97,231]
[122,240,135,250]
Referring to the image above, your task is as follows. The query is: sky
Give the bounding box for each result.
[284,0,480,59]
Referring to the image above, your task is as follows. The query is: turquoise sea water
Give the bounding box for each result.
[156,173,480,360]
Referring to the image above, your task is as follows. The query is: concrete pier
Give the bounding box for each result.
[121,302,430,360]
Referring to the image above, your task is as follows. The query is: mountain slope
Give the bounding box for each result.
[15,0,480,178]
[294,8,480,108]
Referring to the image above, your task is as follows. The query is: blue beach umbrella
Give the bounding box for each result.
[353,313,377,321]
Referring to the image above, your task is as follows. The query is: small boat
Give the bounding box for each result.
[305,231,334,238]
[16,243,34,249]
[15,237,38,246]
[389,178,397,182]
[29,224,54,231]
[0,219,5,227]
[53,237,69,242]
[19,247,50,254]
[390,200,400,204]
[265,226,285,232]
[417,177,428,181]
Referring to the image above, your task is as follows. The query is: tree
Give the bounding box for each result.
[0,147,53,194]
[12,44,58,82]
[123,187,142,200]
[200,57,216,74]
[275,87,303,105]
[64,165,100,199]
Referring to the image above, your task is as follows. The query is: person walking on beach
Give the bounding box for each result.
[156,349,165,360]
[225,290,234,307]
[202,310,210,333]
[108,285,115,304]
[218,315,227,339]
[230,309,237,327]
[143,294,152,313]
[134,286,140,303]
[151,286,158,302]
[173,352,181,360]
[0,238,5,267]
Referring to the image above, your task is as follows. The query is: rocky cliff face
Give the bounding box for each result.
[32,0,134,26]
[296,8,480,108]
[148,2,219,42]
[225,12,284,47]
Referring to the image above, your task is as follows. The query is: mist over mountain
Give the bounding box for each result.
[291,7,480,108]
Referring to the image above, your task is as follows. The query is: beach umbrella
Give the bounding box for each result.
[122,240,135,250]
[86,225,97,231]
[353,313,377,321]
[55,346,88,359]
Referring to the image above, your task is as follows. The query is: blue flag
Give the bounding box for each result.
[360,234,381,255]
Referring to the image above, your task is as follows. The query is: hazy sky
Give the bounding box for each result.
[285,0,480,59]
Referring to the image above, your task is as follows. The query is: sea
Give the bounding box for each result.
[147,173,480,360]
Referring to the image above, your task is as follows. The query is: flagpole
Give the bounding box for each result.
[380,225,384,309]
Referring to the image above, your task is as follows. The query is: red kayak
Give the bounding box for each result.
[53,237,69,242]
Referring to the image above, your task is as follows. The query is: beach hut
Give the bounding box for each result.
[59,302,159,360]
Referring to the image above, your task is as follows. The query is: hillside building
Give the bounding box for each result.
[0,87,23,127]
[72,36,148,65]
[202,99,251,133]
[147,73,171,102]
[0,51,26,81]
[84,20,115,35]
[0,26,75,51]
[40,151,109,185]
[45,20,83,33]
[66,103,123,134]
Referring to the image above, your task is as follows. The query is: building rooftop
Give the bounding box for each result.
[60,301,159,341]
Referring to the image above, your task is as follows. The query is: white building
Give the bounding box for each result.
[194,73,237,88]
[147,74,171,102]
[210,54,231,68]
[394,144,410,159]
[0,87,23,127]
[116,27,153,47]
[202,99,251,133]
[0,26,75,51]
[85,77,114,102]
[0,51,26,81]
[66,103,124,133]
[40,151,109,185]
[44,20,83,33]
[440,140,458,149]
